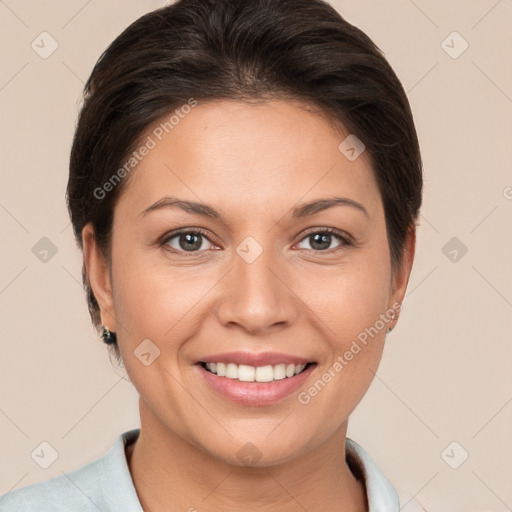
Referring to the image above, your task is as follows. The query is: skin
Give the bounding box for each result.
[83,99,415,512]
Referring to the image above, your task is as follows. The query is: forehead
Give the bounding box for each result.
[116,99,380,220]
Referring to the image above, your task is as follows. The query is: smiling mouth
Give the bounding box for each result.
[199,361,316,383]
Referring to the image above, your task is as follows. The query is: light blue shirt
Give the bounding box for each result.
[0,428,414,511]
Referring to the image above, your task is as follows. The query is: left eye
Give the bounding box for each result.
[296,231,347,251]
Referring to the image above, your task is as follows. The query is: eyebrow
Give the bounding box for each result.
[139,195,369,220]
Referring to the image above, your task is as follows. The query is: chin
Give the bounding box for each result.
[192,423,322,468]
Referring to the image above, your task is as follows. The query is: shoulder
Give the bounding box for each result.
[0,461,105,512]
[0,428,142,512]
[345,437,427,511]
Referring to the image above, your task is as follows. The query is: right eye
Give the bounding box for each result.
[161,229,219,254]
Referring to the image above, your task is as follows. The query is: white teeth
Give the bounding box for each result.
[273,364,286,380]
[204,362,309,382]
[238,364,255,382]
[255,365,273,382]
[225,363,238,379]
[285,363,295,378]
[216,362,226,376]
[294,364,306,375]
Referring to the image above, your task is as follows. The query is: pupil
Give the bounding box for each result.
[180,233,202,251]
[311,233,330,250]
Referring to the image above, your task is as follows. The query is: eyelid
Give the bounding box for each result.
[298,226,353,243]
[160,227,218,250]
[294,227,352,252]
[160,226,353,254]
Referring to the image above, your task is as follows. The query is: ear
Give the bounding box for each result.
[82,223,117,332]
[387,226,416,329]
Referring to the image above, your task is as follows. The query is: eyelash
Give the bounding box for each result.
[159,227,352,256]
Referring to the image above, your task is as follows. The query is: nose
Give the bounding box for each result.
[215,244,300,335]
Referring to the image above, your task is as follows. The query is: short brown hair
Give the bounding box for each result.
[67,0,423,361]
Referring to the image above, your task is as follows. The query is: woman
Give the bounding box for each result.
[0,0,424,510]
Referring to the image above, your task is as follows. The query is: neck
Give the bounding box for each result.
[126,400,368,512]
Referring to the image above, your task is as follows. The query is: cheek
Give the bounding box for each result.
[295,277,389,423]
[110,244,217,351]
[297,246,391,400]
[303,252,391,344]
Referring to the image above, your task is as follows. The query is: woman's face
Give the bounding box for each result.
[87,99,412,466]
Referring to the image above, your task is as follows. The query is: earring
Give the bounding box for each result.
[101,325,117,345]
[386,310,398,334]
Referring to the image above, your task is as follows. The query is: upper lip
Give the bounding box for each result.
[197,351,313,367]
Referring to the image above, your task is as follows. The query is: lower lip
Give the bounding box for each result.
[197,364,316,406]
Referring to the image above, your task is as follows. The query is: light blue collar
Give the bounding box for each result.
[89,429,400,511]
[346,437,400,511]
[1,428,399,511]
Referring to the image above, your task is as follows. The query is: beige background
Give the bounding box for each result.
[0,1,511,510]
